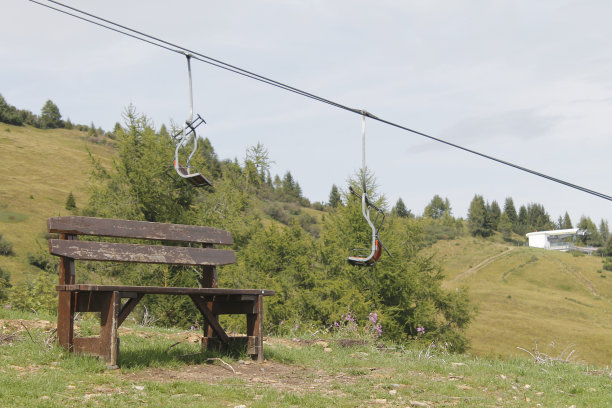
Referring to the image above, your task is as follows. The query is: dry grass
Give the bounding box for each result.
[435,236,612,366]
[0,124,114,281]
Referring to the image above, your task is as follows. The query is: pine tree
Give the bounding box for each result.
[328,184,341,208]
[498,212,513,240]
[65,191,77,210]
[503,197,517,228]
[392,197,411,218]
[424,195,450,219]
[468,195,492,237]
[489,200,501,231]
[600,219,609,243]
[40,99,62,128]
[562,212,573,229]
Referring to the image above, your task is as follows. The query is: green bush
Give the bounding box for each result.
[0,234,14,256]
[7,272,56,313]
[0,267,11,300]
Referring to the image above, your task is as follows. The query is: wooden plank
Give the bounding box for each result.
[190,295,230,343]
[48,216,233,245]
[99,292,120,367]
[74,291,107,313]
[57,291,74,350]
[56,284,274,296]
[117,294,144,327]
[73,337,101,355]
[49,240,236,266]
[212,301,257,315]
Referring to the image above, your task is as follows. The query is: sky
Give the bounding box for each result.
[3,0,612,226]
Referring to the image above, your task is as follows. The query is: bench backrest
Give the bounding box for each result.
[48,216,235,286]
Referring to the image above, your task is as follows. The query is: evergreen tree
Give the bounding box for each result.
[468,195,492,237]
[424,195,451,219]
[40,99,62,128]
[526,203,552,231]
[65,191,76,210]
[328,184,341,208]
[517,205,528,234]
[0,267,11,301]
[498,212,513,240]
[600,219,609,243]
[503,197,517,227]
[392,197,412,218]
[577,216,603,246]
[489,200,501,231]
[562,212,573,229]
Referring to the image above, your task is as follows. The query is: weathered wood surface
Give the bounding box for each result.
[49,240,236,266]
[56,284,274,296]
[48,216,233,245]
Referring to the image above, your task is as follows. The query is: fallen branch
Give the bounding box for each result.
[207,357,236,374]
[164,342,182,354]
[19,322,45,348]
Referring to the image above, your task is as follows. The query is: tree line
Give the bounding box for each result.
[0,93,110,140]
[4,107,473,351]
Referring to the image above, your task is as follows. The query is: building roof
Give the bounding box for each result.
[525,228,582,237]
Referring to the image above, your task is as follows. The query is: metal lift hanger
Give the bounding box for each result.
[171,53,212,187]
[347,112,390,267]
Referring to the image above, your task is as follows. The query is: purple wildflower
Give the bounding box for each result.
[417,326,425,334]
[369,312,378,324]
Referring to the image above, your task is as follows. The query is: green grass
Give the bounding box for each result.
[0,124,114,281]
[434,237,612,366]
[1,309,611,407]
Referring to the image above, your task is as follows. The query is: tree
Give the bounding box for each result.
[65,191,77,210]
[498,212,513,240]
[328,184,341,208]
[599,219,609,243]
[516,205,528,234]
[488,200,501,231]
[577,216,603,246]
[526,203,552,231]
[424,195,451,219]
[245,142,273,182]
[468,195,492,237]
[40,99,62,128]
[392,198,412,218]
[503,197,517,223]
[0,267,11,300]
[562,212,573,229]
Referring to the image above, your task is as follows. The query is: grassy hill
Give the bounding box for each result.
[2,123,611,367]
[1,308,612,407]
[0,124,114,281]
[430,236,612,366]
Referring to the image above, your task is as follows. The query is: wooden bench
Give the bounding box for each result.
[47,216,274,368]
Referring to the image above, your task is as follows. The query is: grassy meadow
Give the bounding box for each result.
[0,124,612,378]
[432,237,612,366]
[1,308,611,407]
[0,124,114,281]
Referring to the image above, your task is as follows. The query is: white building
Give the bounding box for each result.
[525,228,586,251]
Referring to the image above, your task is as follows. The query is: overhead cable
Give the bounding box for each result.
[29,0,612,202]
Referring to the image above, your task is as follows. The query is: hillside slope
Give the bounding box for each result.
[0,124,114,280]
[433,237,612,365]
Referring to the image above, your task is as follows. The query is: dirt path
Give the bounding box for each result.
[451,247,514,282]
[554,258,600,297]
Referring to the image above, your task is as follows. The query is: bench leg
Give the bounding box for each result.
[57,291,75,351]
[246,295,264,362]
[99,291,120,368]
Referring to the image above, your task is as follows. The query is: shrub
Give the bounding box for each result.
[0,234,14,256]
[7,272,56,313]
[0,267,11,300]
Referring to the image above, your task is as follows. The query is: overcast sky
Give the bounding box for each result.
[3,0,612,226]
